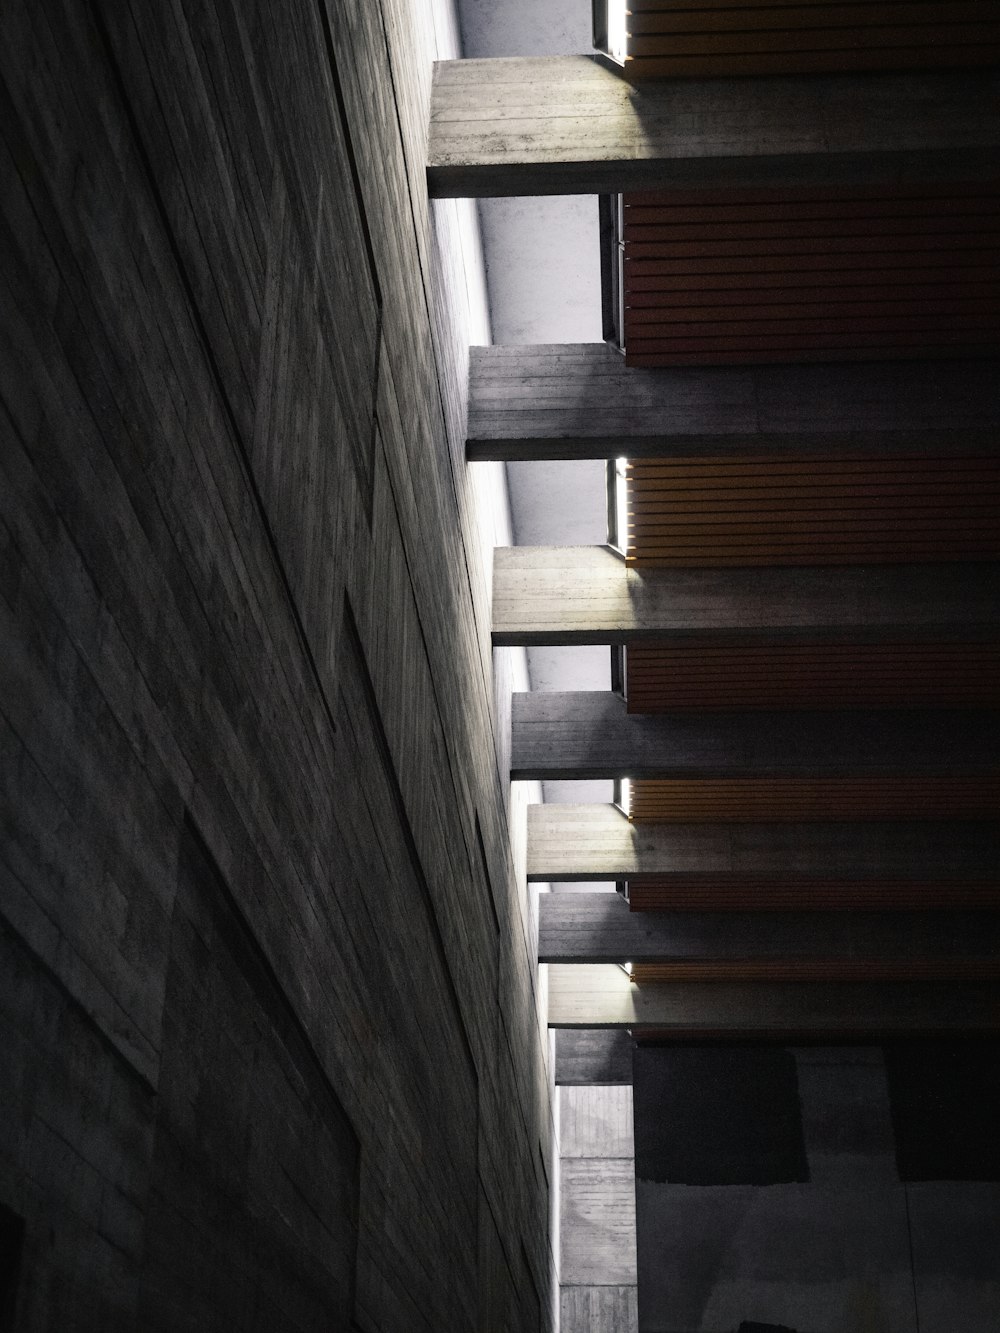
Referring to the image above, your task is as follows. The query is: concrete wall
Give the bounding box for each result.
[560,1085,638,1332]
[635,1046,1000,1333]
[0,0,553,1328]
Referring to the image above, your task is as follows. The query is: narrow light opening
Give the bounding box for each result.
[619,776,631,818]
[615,456,629,555]
[607,0,628,65]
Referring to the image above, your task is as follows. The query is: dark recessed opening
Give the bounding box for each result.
[634,1045,809,1186]
[0,1204,25,1333]
[885,1039,1000,1181]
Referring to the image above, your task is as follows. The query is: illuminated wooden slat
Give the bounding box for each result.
[625,878,1000,910]
[625,642,1000,711]
[624,344,993,366]
[627,777,1000,822]
[624,1,1000,78]
[625,453,1000,564]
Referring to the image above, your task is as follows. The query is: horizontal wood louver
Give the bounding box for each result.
[625,878,1000,911]
[624,457,1000,566]
[630,959,1000,983]
[620,184,1000,366]
[623,0,1000,79]
[628,777,1000,822]
[625,643,1000,711]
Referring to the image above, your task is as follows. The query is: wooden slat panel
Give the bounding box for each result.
[625,456,1000,566]
[629,4,1000,36]
[629,0,993,10]
[625,642,1000,710]
[626,47,1000,80]
[624,1,1000,77]
[628,777,1000,822]
[625,341,997,368]
[626,877,1000,910]
[621,185,1000,366]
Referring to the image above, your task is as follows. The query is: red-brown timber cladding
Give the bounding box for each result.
[624,0,1000,79]
[621,184,1000,366]
[625,878,1000,911]
[624,457,1000,566]
[624,644,1000,712]
[627,777,1000,822]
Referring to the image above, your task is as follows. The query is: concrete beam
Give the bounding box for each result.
[492,548,1000,647]
[538,892,1000,966]
[428,58,1000,197]
[554,1029,634,1085]
[468,346,1000,462]
[526,804,1000,885]
[512,693,1000,780]
[547,966,1000,1031]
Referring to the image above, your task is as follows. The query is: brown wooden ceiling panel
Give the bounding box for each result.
[625,877,1000,911]
[625,457,1000,565]
[628,777,1000,822]
[621,184,1000,366]
[623,1,1000,78]
[625,644,1000,711]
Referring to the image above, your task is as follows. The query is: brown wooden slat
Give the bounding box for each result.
[624,223,1000,245]
[624,642,1000,710]
[626,547,1000,564]
[625,455,1000,565]
[625,343,996,368]
[625,298,1000,323]
[625,46,1000,77]
[625,346,993,367]
[624,235,1000,259]
[627,777,1000,821]
[627,0,971,10]
[625,279,1000,305]
[626,879,1000,911]
[629,3,999,35]
[628,24,1000,58]
[630,960,1000,983]
[623,197,1000,225]
[628,456,1000,477]
[624,182,1000,208]
[625,253,1000,278]
[624,0,1000,77]
[620,184,1000,364]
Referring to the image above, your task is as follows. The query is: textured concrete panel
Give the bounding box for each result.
[562,1285,639,1333]
[561,1085,635,1159]
[561,1159,638,1287]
